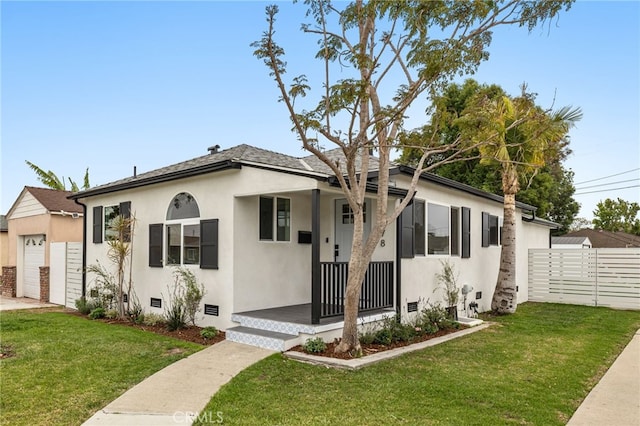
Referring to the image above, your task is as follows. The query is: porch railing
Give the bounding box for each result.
[319,261,394,318]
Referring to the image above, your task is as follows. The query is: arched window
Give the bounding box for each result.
[166,192,200,220]
[165,193,200,265]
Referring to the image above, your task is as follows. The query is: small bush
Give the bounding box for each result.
[165,301,187,331]
[359,330,377,345]
[374,328,392,345]
[142,313,166,327]
[200,326,219,340]
[89,307,106,320]
[127,300,144,324]
[75,297,91,315]
[105,309,119,319]
[303,337,327,353]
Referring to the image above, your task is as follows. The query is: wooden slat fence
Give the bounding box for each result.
[528,248,640,310]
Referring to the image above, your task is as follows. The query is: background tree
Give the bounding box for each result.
[254,0,574,354]
[592,198,640,235]
[457,86,581,313]
[26,160,90,191]
[399,79,580,235]
[569,217,593,232]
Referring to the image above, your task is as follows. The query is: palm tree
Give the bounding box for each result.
[460,87,582,314]
[26,161,90,191]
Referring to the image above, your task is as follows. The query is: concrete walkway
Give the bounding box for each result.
[0,295,57,311]
[82,340,274,425]
[567,329,640,426]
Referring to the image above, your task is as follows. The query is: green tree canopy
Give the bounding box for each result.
[399,79,580,234]
[593,198,640,235]
[26,161,90,192]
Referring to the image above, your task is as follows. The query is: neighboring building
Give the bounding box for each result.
[3,187,83,301]
[551,236,592,249]
[0,215,8,276]
[70,144,555,350]
[559,229,640,248]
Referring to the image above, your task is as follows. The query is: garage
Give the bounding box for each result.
[23,235,45,299]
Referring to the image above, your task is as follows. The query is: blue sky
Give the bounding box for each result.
[2,1,639,221]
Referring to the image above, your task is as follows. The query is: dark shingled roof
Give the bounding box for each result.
[25,187,83,214]
[551,236,590,245]
[560,229,640,248]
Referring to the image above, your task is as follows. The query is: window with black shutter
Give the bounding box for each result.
[414,200,425,256]
[462,207,471,259]
[149,224,163,267]
[93,206,103,244]
[200,219,219,269]
[400,201,414,258]
[482,212,490,248]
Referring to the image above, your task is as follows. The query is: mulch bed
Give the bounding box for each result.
[289,326,467,359]
[65,310,225,346]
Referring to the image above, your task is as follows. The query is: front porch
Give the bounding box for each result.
[227,303,396,351]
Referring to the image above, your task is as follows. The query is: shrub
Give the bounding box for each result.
[89,307,106,320]
[142,313,166,327]
[374,328,392,345]
[417,302,448,333]
[127,300,144,324]
[105,309,119,319]
[174,268,206,326]
[359,330,377,345]
[200,326,219,340]
[165,301,187,331]
[303,337,327,353]
[75,297,91,315]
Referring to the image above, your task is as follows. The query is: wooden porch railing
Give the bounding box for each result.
[319,261,394,318]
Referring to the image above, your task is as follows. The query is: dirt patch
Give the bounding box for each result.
[65,310,225,346]
[289,327,466,359]
[0,343,15,359]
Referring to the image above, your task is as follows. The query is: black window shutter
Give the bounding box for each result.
[200,219,219,269]
[414,200,425,256]
[93,206,103,244]
[400,202,414,259]
[462,207,471,259]
[119,201,131,218]
[481,212,490,248]
[149,224,163,267]
[119,201,132,242]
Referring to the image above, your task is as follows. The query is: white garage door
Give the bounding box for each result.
[24,235,45,299]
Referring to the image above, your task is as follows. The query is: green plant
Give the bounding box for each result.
[105,309,119,319]
[174,267,206,326]
[434,260,460,308]
[142,313,166,327]
[75,297,92,315]
[88,307,106,320]
[303,337,327,354]
[126,296,144,324]
[200,326,219,340]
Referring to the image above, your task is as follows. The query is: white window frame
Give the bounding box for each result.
[165,218,201,267]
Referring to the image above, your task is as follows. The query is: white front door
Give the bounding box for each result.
[23,235,45,299]
[334,199,370,262]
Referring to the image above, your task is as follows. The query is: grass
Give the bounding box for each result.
[196,302,640,425]
[0,309,202,425]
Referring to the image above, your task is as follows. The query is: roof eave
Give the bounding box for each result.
[70,160,241,200]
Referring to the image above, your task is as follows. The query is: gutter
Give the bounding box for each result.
[73,198,88,298]
[522,208,536,222]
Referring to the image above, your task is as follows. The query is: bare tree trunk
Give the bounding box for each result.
[492,168,518,314]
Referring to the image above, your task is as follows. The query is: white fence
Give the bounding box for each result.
[50,242,83,309]
[528,248,640,310]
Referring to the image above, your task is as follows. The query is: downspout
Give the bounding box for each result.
[395,214,402,319]
[73,198,88,297]
[522,208,536,222]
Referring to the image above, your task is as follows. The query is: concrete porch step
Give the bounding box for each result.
[226,326,300,351]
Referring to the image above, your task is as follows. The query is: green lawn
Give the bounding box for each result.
[197,303,640,425]
[0,309,202,425]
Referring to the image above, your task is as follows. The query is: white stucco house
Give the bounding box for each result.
[70,144,555,350]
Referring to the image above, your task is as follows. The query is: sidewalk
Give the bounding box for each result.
[0,295,57,311]
[567,329,640,426]
[82,340,274,425]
